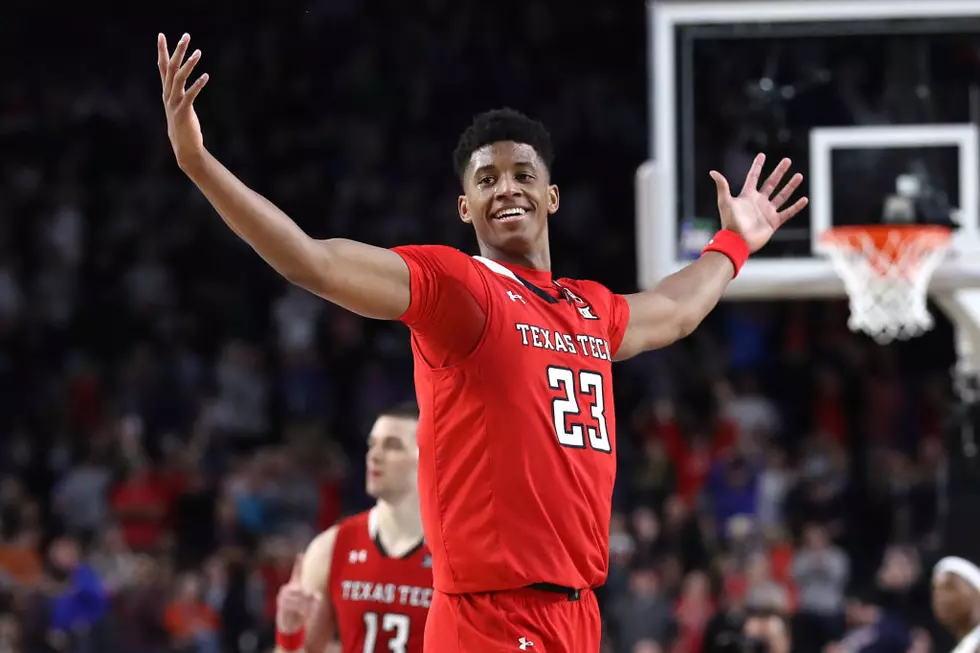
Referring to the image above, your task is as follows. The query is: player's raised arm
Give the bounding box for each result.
[275,526,339,653]
[615,154,807,360]
[156,34,410,320]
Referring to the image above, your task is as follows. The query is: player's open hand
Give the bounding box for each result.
[157,33,209,169]
[709,154,808,253]
[276,553,322,634]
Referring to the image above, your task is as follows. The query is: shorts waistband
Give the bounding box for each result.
[525,582,582,601]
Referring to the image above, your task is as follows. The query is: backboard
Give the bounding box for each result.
[638,0,980,299]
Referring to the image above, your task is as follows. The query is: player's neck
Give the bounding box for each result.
[478,241,551,273]
[374,494,424,552]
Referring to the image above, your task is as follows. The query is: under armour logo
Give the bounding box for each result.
[348,549,367,564]
[519,637,534,650]
[507,291,526,304]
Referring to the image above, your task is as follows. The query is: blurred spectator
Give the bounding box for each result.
[785,446,849,539]
[718,375,781,455]
[111,460,171,553]
[163,572,220,653]
[793,523,850,652]
[828,589,912,653]
[613,567,674,653]
[213,341,270,446]
[757,445,794,535]
[0,526,43,591]
[658,497,710,574]
[743,611,792,653]
[708,456,760,541]
[52,451,112,539]
[87,525,137,598]
[673,571,715,653]
[47,536,110,653]
[113,555,170,653]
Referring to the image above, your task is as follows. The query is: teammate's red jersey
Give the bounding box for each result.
[327,509,433,653]
[393,245,630,594]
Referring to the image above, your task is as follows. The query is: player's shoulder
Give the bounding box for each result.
[301,524,341,591]
[335,509,374,539]
[557,276,614,296]
[391,244,473,266]
[307,523,341,559]
[556,277,622,310]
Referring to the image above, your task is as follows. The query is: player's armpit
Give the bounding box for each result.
[616,251,735,359]
[301,526,339,653]
[181,151,410,320]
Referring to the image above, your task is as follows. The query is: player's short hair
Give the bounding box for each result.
[453,108,555,179]
[378,402,420,421]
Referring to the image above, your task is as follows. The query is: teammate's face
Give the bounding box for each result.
[365,416,419,501]
[932,572,978,626]
[458,141,559,258]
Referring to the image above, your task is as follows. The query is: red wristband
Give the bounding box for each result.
[702,229,750,277]
[276,627,305,652]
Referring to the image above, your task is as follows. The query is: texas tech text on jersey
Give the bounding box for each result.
[328,510,432,653]
[513,322,613,361]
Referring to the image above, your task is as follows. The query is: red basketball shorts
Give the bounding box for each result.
[423,586,601,652]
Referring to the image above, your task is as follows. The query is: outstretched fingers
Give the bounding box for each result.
[180,73,210,111]
[776,196,809,226]
[709,170,732,202]
[157,34,169,87]
[771,172,803,209]
[290,553,304,583]
[158,33,208,110]
[173,49,202,99]
[740,153,766,196]
[164,34,190,100]
[759,158,792,199]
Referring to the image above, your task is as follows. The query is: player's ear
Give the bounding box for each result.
[458,194,473,224]
[547,184,559,215]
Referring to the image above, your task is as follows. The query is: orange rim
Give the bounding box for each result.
[819,225,951,272]
[820,225,951,249]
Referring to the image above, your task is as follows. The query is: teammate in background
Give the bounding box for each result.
[932,557,980,653]
[275,403,430,653]
[158,33,806,652]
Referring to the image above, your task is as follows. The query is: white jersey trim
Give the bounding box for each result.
[473,256,521,284]
[952,624,980,653]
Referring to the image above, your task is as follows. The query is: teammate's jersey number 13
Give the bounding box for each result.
[547,366,612,453]
[363,612,410,653]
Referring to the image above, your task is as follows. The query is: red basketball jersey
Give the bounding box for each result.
[394,245,630,594]
[327,509,433,653]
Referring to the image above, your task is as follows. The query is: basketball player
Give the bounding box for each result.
[274,403,431,653]
[158,34,806,652]
[932,557,980,653]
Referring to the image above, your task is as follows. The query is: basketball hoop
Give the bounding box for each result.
[819,225,952,344]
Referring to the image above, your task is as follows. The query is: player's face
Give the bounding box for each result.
[458,141,559,257]
[365,416,419,501]
[932,572,977,626]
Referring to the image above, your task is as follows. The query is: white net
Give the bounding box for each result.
[821,228,950,344]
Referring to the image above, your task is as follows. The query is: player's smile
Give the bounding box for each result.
[490,204,534,223]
